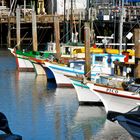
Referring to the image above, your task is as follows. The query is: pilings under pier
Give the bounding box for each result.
[134,28,140,78]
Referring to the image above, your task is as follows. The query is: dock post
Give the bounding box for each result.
[134,28,140,78]
[32,5,38,51]
[16,5,21,50]
[84,22,91,80]
[54,15,61,59]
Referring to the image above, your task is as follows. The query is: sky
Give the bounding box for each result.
[57,0,87,15]
[66,0,87,9]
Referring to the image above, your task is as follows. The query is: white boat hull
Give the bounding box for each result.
[32,62,46,75]
[87,83,140,113]
[45,66,73,87]
[70,79,101,104]
[16,57,34,72]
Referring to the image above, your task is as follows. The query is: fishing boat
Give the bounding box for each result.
[107,104,140,140]
[8,48,54,72]
[42,53,125,87]
[68,74,130,104]
[86,77,140,113]
[69,77,102,104]
[29,58,47,75]
[29,54,57,75]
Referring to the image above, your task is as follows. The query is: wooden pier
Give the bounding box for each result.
[0,4,140,50]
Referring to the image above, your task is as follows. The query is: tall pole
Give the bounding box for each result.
[119,0,124,54]
[134,28,140,78]
[32,5,38,51]
[16,5,21,50]
[23,0,26,17]
[78,12,81,43]
[66,8,69,43]
[54,15,61,59]
[84,22,91,80]
[70,0,73,42]
[63,0,66,42]
[52,0,54,14]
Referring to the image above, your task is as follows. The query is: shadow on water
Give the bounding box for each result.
[47,81,57,90]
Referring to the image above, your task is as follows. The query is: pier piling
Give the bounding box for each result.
[84,22,91,80]
[134,28,140,78]
[54,15,61,59]
[32,6,38,51]
[16,5,21,50]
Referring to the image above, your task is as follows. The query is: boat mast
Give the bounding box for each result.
[70,0,73,42]
[119,0,124,54]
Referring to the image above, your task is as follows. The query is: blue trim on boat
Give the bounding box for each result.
[48,65,97,77]
[71,79,89,89]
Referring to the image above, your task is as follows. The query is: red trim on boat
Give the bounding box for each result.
[93,88,140,100]
[15,57,19,69]
[18,68,34,72]
[29,57,47,64]
[57,83,74,88]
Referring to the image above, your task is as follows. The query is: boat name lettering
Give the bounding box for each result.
[106,88,118,94]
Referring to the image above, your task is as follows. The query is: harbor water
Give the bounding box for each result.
[0,50,133,140]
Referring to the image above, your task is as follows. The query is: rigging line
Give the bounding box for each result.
[113,15,117,45]
[9,0,16,16]
[12,0,17,15]
[60,24,84,42]
[13,32,28,48]
[122,21,140,43]
[84,65,97,77]
[113,0,118,45]
[38,29,48,46]
[29,31,46,47]
[93,21,101,36]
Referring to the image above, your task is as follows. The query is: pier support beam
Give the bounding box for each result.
[16,5,21,50]
[134,28,140,78]
[84,22,91,80]
[54,15,61,59]
[32,6,38,51]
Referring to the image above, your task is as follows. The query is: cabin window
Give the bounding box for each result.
[95,56,103,63]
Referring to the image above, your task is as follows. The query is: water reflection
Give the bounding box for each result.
[96,120,133,140]
[0,51,134,140]
[72,106,106,140]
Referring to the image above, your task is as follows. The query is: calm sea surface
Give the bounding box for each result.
[0,50,133,140]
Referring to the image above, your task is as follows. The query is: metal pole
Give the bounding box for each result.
[70,0,73,42]
[52,0,54,14]
[119,0,124,54]
[78,12,81,43]
[24,0,26,17]
[63,0,66,42]
[32,5,38,51]
[16,5,21,50]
